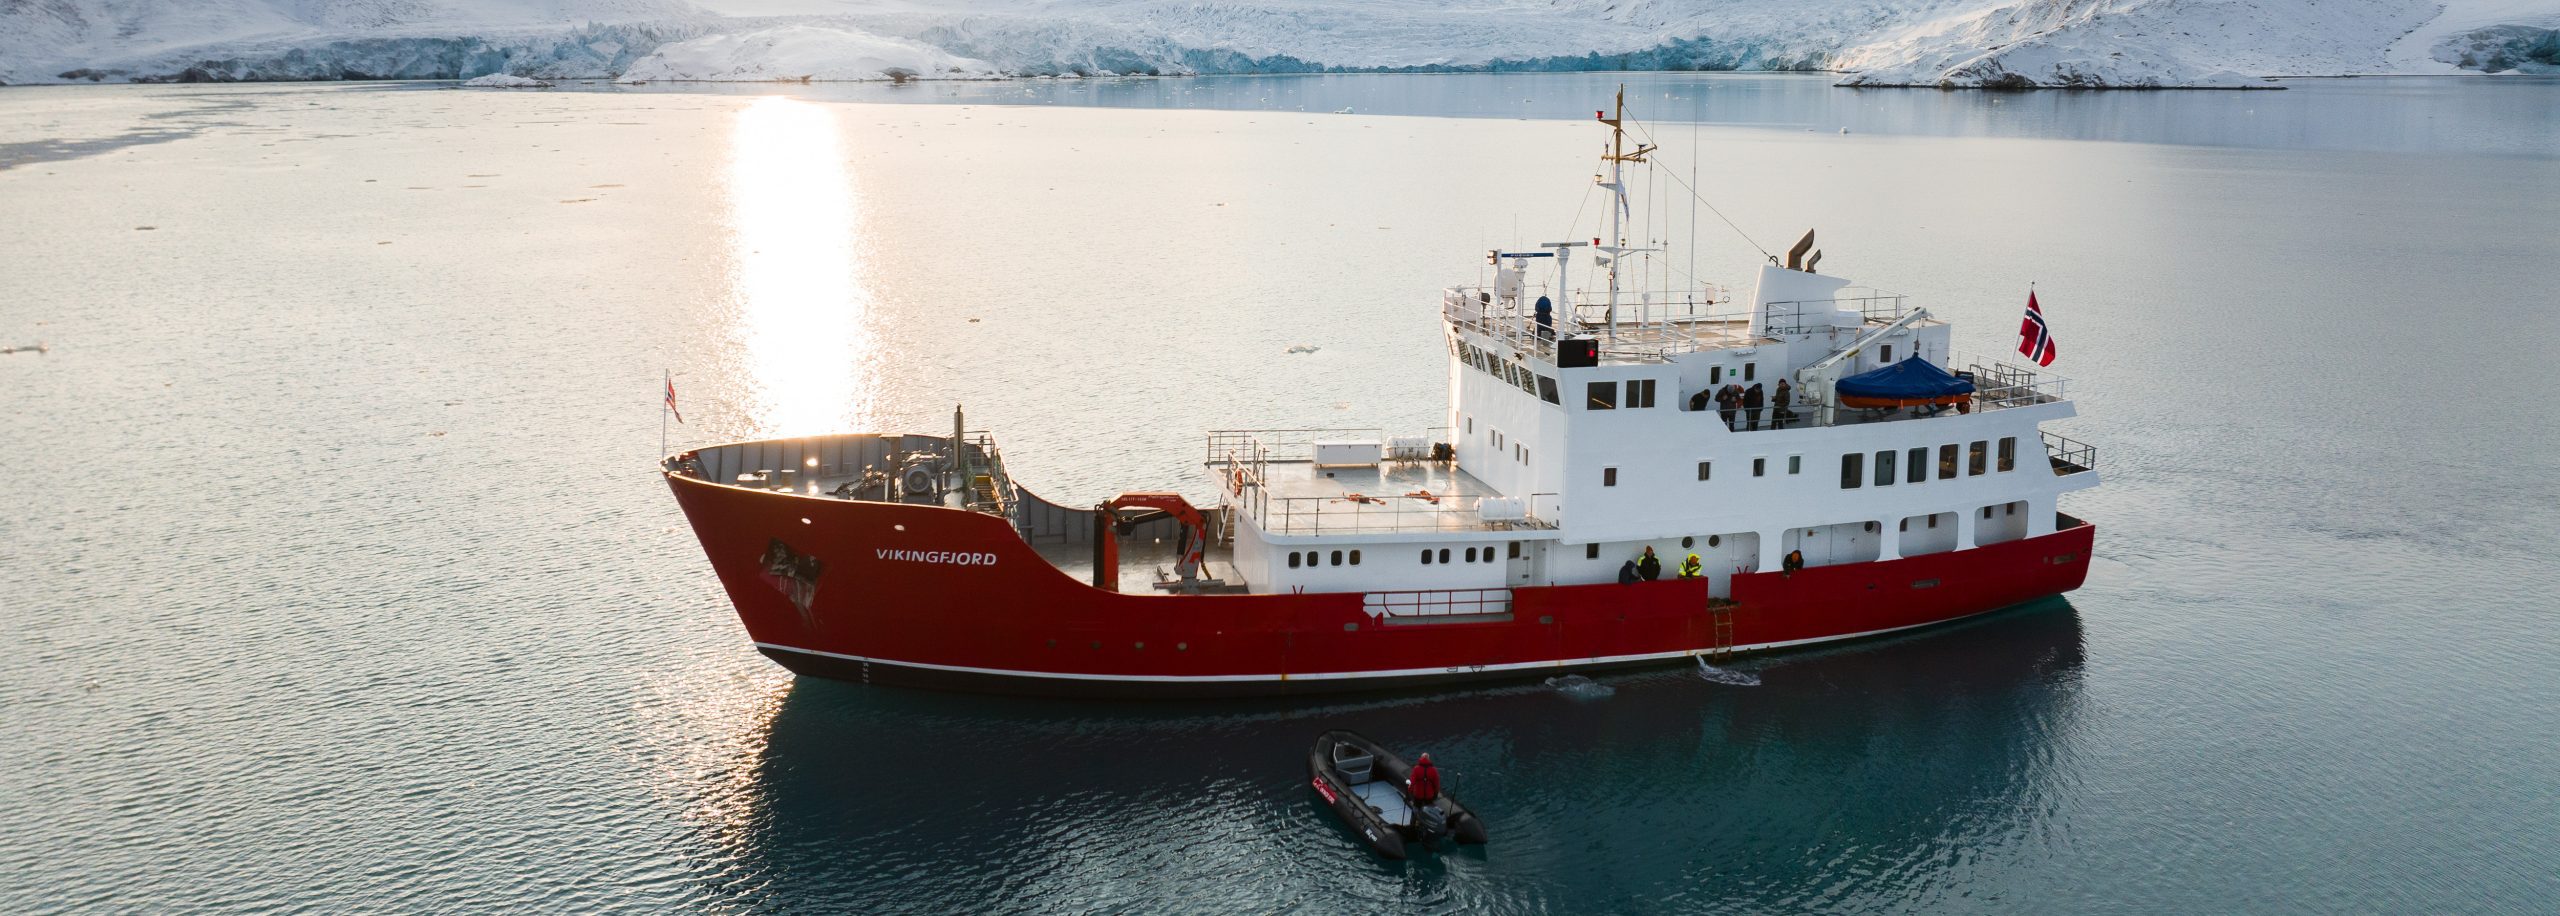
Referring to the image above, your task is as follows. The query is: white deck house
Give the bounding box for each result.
[1210,261,2098,603]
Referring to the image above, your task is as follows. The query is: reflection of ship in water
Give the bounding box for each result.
[702,601,2085,909]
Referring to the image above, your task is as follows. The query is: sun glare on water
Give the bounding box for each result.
[725,96,876,438]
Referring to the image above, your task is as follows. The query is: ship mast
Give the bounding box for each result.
[1596,85,1654,340]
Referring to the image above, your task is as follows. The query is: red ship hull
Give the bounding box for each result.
[668,472,2094,698]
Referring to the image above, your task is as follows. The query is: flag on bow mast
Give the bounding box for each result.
[2017,290,2057,367]
[664,371,683,424]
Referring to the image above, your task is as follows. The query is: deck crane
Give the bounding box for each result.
[1092,492,1208,593]
[1794,306,1933,428]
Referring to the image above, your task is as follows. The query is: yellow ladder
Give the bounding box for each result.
[1709,602,1735,663]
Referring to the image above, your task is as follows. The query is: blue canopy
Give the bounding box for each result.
[1835,358,1976,401]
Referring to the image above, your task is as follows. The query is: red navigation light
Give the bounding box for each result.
[1595,110,1606,120]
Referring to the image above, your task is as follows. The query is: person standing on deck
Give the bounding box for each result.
[1638,547,1662,581]
[1618,560,1640,585]
[1408,753,1442,804]
[1772,379,1795,430]
[1715,384,1741,430]
[1743,383,1766,431]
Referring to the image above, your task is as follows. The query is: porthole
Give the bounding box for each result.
[1708,535,1721,548]
[1681,536,1694,548]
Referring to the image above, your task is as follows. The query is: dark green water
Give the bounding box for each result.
[2,75,2556,913]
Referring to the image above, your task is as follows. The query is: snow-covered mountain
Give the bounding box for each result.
[4,0,2557,88]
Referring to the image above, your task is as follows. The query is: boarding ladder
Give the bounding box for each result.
[1708,598,1737,662]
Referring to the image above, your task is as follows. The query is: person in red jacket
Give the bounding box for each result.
[1407,753,1442,803]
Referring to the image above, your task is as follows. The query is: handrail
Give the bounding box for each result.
[1363,587,1514,618]
[2041,431,2097,475]
[1246,492,1563,534]
[1203,428,1383,463]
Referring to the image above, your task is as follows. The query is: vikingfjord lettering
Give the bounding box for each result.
[875,548,1000,566]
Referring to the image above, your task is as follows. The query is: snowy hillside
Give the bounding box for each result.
[5,0,2559,87]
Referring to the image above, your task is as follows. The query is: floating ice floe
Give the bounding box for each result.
[1696,656,1761,686]
[1285,344,1320,354]
[1546,674,1615,699]
[461,73,551,89]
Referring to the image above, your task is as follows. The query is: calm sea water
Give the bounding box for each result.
[3,74,2557,913]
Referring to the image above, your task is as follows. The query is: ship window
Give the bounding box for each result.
[1331,550,1344,566]
[1752,457,1766,477]
[1840,452,1864,489]
[2007,503,2018,516]
[1907,447,1928,484]
[1465,547,1478,562]
[1484,548,1496,564]
[1969,440,1988,476]
[1697,460,1711,481]
[1440,548,1452,564]
[1939,444,1959,480]
[1929,515,1940,528]
[1875,449,1897,487]
[1865,521,1879,532]
[1466,416,1474,434]
[1509,541,1521,559]
[1288,552,1301,569]
[1627,379,1658,409]
[1681,536,1694,548]
[1421,549,1433,564]
[1586,543,1599,559]
[1744,363,1757,381]
[1984,506,1996,519]
[1604,467,1618,487]
[1586,381,1617,410]
[1998,437,2017,472]
[1881,344,1893,363]
[1708,535,1721,547]
[1517,368,1538,396]
[1350,549,1361,565]
[1710,366,1723,385]
[1899,518,1908,531]
[1788,455,1802,475]
[1538,375,1560,404]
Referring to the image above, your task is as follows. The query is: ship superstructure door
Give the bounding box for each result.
[1507,541,1537,587]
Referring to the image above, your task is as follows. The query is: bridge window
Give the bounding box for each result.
[1875,449,1897,486]
[1998,437,2017,472]
[1587,381,1617,410]
[1626,379,1658,408]
[1538,375,1560,404]
[1969,440,1988,476]
[1604,467,1618,487]
[1939,444,1959,480]
[1697,460,1712,481]
[1840,452,1865,489]
[1907,447,1927,484]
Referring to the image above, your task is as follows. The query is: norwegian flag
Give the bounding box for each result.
[663,371,683,424]
[2017,290,2057,367]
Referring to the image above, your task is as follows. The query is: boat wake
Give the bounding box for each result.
[1544,674,1616,700]
[1696,656,1760,686]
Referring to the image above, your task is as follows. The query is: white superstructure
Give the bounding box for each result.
[1204,89,2097,606]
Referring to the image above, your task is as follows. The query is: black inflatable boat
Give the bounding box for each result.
[1307,730,1488,859]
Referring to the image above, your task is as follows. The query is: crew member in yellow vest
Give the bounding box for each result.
[1677,553,1703,579]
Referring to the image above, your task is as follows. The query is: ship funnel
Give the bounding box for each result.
[1785,229,1816,270]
